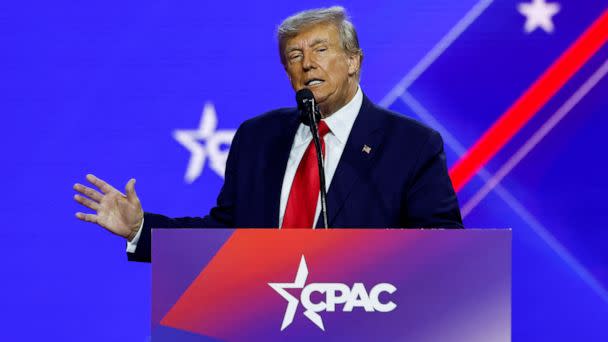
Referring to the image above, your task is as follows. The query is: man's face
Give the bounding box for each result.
[283,23,360,116]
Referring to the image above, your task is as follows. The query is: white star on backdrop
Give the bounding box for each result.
[518,0,561,34]
[173,102,236,183]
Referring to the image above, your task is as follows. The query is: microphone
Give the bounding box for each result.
[296,88,321,126]
[295,89,329,229]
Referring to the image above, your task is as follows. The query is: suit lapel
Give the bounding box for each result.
[317,95,386,228]
[264,111,301,227]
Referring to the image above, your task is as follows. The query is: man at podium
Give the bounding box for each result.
[73,6,463,262]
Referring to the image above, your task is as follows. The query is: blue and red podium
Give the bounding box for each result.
[151,229,511,341]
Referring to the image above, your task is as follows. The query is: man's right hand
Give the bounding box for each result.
[73,174,144,241]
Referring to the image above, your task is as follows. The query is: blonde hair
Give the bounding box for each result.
[277,6,363,76]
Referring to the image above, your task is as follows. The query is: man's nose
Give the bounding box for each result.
[302,53,317,71]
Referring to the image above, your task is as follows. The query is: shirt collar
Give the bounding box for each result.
[294,86,363,146]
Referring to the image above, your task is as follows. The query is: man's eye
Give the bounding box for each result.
[317,48,327,53]
[289,54,303,61]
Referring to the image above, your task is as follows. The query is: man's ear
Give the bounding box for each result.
[283,64,292,82]
[347,53,361,77]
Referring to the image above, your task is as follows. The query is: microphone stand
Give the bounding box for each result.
[307,100,329,229]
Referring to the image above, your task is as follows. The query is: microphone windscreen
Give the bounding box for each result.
[295,88,315,110]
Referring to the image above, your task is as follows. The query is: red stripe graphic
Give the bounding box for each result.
[449,9,608,192]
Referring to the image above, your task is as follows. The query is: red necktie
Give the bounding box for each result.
[282,121,331,228]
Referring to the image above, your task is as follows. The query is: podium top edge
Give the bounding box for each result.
[150,227,513,231]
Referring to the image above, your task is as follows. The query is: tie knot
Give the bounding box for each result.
[317,120,330,137]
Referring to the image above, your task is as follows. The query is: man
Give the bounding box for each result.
[73,6,463,263]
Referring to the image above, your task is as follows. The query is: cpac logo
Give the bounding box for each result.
[268,255,397,331]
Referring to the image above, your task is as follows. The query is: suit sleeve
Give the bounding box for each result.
[127,125,243,262]
[403,131,464,228]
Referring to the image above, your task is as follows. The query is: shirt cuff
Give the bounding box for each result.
[126,218,144,253]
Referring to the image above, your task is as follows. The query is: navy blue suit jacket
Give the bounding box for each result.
[128,95,462,262]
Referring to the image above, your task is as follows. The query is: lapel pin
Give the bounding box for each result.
[362,144,372,154]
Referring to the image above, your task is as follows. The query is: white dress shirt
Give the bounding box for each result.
[127,86,363,252]
[279,86,363,228]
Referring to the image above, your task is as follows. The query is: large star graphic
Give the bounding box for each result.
[268,255,325,331]
[518,0,561,34]
[173,102,236,183]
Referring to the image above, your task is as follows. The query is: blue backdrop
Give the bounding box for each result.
[2,0,607,340]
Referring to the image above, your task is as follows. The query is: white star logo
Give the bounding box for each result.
[173,102,236,183]
[518,0,560,34]
[268,255,325,331]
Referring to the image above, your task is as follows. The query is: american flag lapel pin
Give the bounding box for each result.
[362,144,372,154]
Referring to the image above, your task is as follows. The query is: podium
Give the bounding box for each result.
[151,229,511,341]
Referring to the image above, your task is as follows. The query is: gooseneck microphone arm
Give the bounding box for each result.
[308,101,329,229]
[296,89,329,229]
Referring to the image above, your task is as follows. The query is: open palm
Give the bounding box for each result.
[73,174,143,240]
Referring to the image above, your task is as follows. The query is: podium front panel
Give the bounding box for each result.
[152,229,511,341]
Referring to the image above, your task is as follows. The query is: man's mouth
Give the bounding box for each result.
[305,79,324,87]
